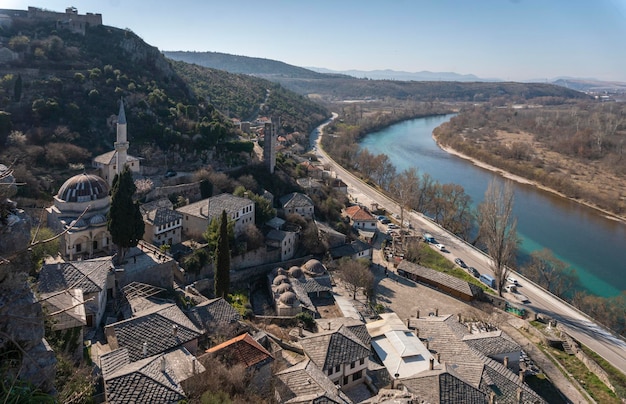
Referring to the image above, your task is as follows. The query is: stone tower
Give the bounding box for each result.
[264,117,278,174]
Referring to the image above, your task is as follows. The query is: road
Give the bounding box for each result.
[310,114,626,374]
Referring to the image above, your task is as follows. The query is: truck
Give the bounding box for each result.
[479,273,496,289]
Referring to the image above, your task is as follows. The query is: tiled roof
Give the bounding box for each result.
[206,333,273,368]
[274,359,353,404]
[186,297,241,332]
[39,289,86,330]
[102,347,205,404]
[401,365,487,403]
[462,330,521,358]
[37,257,113,294]
[266,229,288,241]
[344,205,376,221]
[93,150,139,165]
[176,193,253,219]
[300,325,370,371]
[292,275,333,294]
[279,192,314,209]
[145,206,183,227]
[397,260,482,298]
[316,317,370,347]
[107,303,202,362]
[140,199,174,215]
[330,239,373,259]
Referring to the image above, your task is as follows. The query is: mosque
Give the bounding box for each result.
[47,100,139,259]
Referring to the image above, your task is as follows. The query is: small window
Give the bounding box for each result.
[360,358,365,366]
[343,376,349,385]
[354,370,362,380]
[351,361,355,369]
[327,368,332,376]
[335,365,340,373]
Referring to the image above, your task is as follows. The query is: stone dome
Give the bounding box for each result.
[57,173,109,203]
[275,283,293,293]
[276,267,288,276]
[273,274,290,286]
[89,213,107,226]
[278,291,297,305]
[68,218,87,230]
[302,259,325,275]
[288,266,304,279]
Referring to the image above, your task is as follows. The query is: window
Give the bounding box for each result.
[360,358,365,366]
[76,243,82,252]
[327,368,333,376]
[353,370,362,380]
[335,365,340,373]
[343,376,349,386]
[351,361,355,369]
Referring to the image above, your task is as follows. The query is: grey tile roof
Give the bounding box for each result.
[463,331,521,358]
[140,198,173,215]
[329,240,372,259]
[145,206,183,227]
[267,229,288,241]
[279,192,314,209]
[102,347,205,404]
[186,297,241,333]
[300,325,370,371]
[37,257,113,294]
[401,366,486,404]
[292,275,333,294]
[176,193,253,219]
[274,359,353,404]
[397,260,482,298]
[108,303,203,362]
[315,317,370,347]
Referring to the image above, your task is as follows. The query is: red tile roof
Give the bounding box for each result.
[206,333,273,368]
[345,205,376,221]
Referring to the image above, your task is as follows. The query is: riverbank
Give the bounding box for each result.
[434,136,626,226]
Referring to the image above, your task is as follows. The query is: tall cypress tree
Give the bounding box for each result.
[107,166,145,265]
[214,209,231,298]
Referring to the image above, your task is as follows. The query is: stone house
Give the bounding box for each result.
[344,205,377,231]
[139,199,183,247]
[279,192,315,220]
[265,229,297,261]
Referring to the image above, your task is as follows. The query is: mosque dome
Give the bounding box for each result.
[275,283,293,294]
[89,214,107,226]
[57,173,109,203]
[278,291,297,305]
[302,259,325,275]
[288,266,304,279]
[273,275,290,286]
[276,267,287,276]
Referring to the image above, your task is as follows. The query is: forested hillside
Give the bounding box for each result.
[169,61,329,134]
[0,18,328,200]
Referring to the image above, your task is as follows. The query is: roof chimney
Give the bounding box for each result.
[161,356,167,373]
[489,392,495,404]
[173,324,178,337]
[415,328,419,337]
[429,357,434,370]
[435,308,438,316]
[192,357,197,374]
[416,309,420,318]
[436,352,441,363]
[519,369,525,383]
[504,356,509,368]
[143,341,147,357]
[457,313,461,323]
[516,387,522,403]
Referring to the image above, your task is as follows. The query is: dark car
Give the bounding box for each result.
[468,267,479,277]
[454,258,467,268]
[165,170,177,178]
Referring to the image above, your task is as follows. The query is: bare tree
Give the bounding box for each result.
[523,248,578,296]
[337,259,374,299]
[478,179,519,296]
[389,167,420,232]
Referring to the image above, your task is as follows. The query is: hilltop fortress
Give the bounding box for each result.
[0,6,102,35]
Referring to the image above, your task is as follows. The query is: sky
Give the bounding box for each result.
[5,0,626,82]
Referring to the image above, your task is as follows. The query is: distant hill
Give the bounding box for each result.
[306,67,500,82]
[163,51,589,103]
[551,78,626,94]
[163,51,340,79]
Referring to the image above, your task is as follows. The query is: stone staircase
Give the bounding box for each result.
[561,339,576,355]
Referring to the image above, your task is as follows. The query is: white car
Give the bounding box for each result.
[507,276,519,285]
[435,244,446,251]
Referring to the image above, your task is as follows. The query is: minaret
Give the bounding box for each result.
[263,117,278,174]
[114,99,129,176]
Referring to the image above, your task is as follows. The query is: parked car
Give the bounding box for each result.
[381,218,391,224]
[454,258,467,268]
[468,267,479,277]
[388,223,399,229]
[435,244,447,252]
[505,284,517,293]
[507,276,519,285]
[164,170,177,178]
[377,215,387,222]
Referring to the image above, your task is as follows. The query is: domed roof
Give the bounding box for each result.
[89,214,107,226]
[68,218,87,230]
[273,274,290,286]
[288,266,304,279]
[302,259,325,275]
[58,173,109,203]
[278,291,297,305]
[275,283,293,293]
[276,267,287,276]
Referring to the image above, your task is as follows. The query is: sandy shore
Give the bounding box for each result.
[434,137,626,225]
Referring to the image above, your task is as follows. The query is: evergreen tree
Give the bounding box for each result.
[214,209,231,298]
[107,166,145,265]
[13,74,22,102]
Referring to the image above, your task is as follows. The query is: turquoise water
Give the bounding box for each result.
[359,115,626,297]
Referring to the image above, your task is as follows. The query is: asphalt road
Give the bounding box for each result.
[311,114,626,374]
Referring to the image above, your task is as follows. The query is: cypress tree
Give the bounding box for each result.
[107,166,145,265]
[13,74,22,102]
[214,209,231,298]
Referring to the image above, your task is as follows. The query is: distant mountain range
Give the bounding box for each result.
[305,67,500,82]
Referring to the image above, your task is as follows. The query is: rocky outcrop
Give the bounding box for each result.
[0,163,57,393]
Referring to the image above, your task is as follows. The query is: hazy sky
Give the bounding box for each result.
[6,0,626,82]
